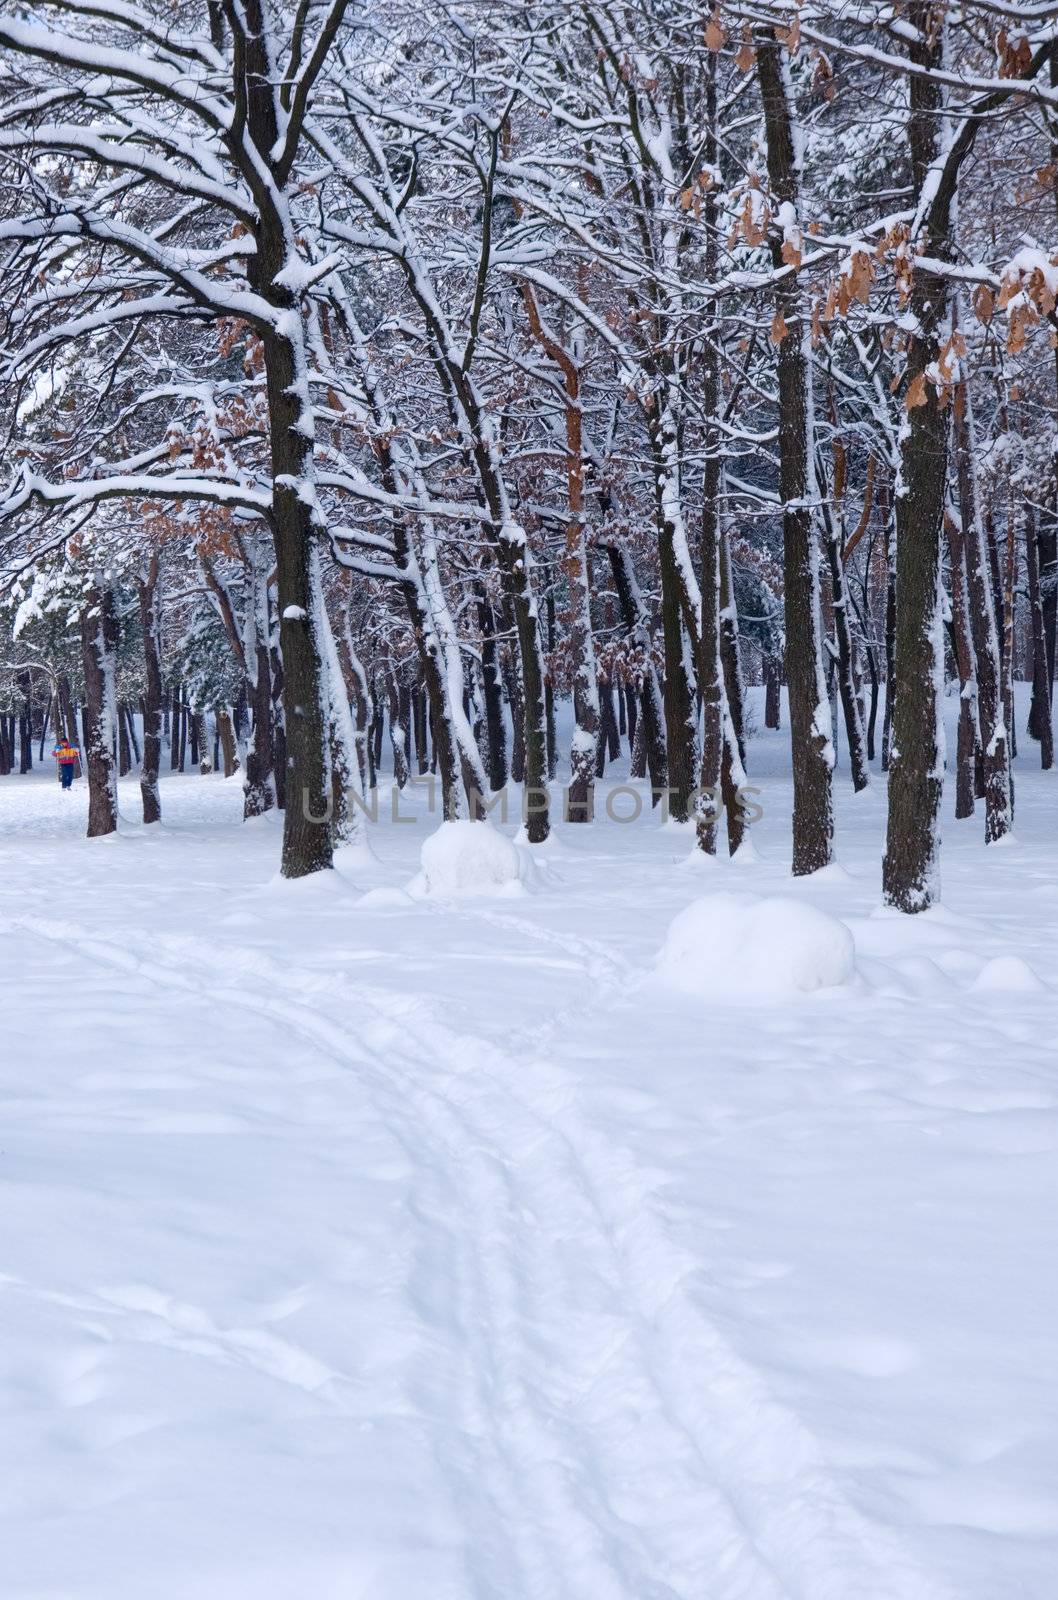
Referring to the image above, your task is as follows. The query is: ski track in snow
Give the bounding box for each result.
[7,908,949,1600]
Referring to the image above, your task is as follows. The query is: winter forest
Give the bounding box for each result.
[1,1,1057,1597]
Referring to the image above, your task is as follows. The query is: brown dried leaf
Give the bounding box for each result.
[770,310,789,345]
[905,373,928,410]
[1007,303,1030,354]
[973,284,995,324]
[704,9,726,51]
[779,12,801,53]
[996,275,1017,311]
[1029,266,1056,317]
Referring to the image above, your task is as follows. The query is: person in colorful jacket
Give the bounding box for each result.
[53,737,80,789]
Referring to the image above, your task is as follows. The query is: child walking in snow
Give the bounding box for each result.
[53,737,80,790]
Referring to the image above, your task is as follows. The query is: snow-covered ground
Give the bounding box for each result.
[2,691,1056,1599]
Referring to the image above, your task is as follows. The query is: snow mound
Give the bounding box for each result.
[971,954,1045,992]
[413,820,526,899]
[653,891,856,1000]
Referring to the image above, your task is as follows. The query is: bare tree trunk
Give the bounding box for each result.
[522,283,599,823]
[118,701,131,776]
[231,0,332,875]
[606,540,667,800]
[955,382,1012,842]
[1026,499,1054,769]
[882,6,956,911]
[370,684,384,775]
[387,673,410,789]
[651,416,697,824]
[1001,468,1018,770]
[411,676,428,775]
[696,302,725,856]
[196,712,212,775]
[881,472,896,772]
[217,709,239,778]
[820,445,869,792]
[18,669,31,773]
[945,511,978,819]
[125,703,141,764]
[243,551,277,818]
[81,580,118,837]
[477,585,508,791]
[57,674,78,746]
[720,532,747,766]
[624,683,638,753]
[758,31,834,875]
[764,657,781,728]
[503,654,526,786]
[595,677,620,781]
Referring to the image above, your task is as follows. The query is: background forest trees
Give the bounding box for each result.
[1,0,1056,908]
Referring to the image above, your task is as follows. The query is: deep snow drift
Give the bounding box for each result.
[1,693,1056,1600]
[654,889,857,997]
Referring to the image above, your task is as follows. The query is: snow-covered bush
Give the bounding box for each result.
[413,820,525,899]
[653,892,856,1000]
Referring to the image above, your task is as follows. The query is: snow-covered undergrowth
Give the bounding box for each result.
[411,818,527,898]
[654,890,857,998]
[1,698,1055,1599]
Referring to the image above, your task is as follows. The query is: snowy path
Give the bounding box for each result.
[2,730,1056,1598]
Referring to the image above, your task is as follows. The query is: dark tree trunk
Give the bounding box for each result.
[370,683,384,774]
[387,674,410,788]
[819,458,870,792]
[39,696,51,763]
[1041,491,1058,709]
[233,683,247,744]
[57,674,78,745]
[758,31,834,875]
[217,709,239,778]
[946,511,978,820]
[882,6,953,911]
[169,684,182,771]
[125,703,141,764]
[720,532,747,765]
[594,676,620,780]
[477,586,508,791]
[606,541,667,801]
[652,425,697,824]
[18,670,31,773]
[881,488,896,772]
[696,264,725,856]
[624,683,638,753]
[503,656,526,785]
[412,676,428,775]
[118,701,131,776]
[1026,500,1054,769]
[244,639,277,817]
[955,384,1012,841]
[764,656,781,730]
[196,712,212,774]
[80,582,118,837]
[231,0,333,875]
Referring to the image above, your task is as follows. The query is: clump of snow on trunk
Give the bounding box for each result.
[653,892,855,999]
[411,820,527,899]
